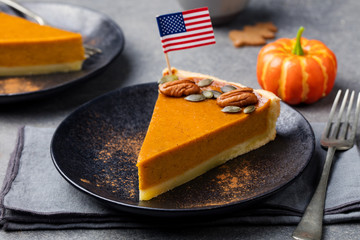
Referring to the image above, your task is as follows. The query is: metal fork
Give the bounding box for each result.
[0,0,102,58]
[292,89,360,240]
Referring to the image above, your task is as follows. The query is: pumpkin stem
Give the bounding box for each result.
[292,26,305,56]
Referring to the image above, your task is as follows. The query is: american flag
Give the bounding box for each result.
[156,7,215,53]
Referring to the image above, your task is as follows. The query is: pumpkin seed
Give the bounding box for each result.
[243,105,256,114]
[211,90,222,99]
[158,75,178,84]
[198,78,213,87]
[185,94,206,102]
[221,85,237,93]
[221,106,242,113]
[202,90,214,99]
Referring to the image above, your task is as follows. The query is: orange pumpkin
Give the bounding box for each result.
[257,27,337,105]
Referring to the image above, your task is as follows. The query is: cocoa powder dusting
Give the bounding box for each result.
[72,107,147,202]
[91,131,144,201]
[0,77,43,93]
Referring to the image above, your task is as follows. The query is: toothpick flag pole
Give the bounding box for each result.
[156,7,215,75]
[164,53,172,75]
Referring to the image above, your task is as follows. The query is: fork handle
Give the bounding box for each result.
[0,0,47,25]
[292,146,336,240]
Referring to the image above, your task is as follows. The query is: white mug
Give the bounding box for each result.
[177,0,249,25]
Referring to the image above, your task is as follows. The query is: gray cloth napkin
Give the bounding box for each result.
[1,123,360,231]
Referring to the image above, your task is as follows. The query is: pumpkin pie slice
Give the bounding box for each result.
[137,68,280,201]
[0,12,85,76]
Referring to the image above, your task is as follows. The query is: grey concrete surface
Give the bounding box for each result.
[1,0,360,239]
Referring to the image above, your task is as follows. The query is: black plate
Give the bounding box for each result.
[51,83,315,217]
[0,2,124,103]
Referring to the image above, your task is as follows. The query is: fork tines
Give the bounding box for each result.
[321,89,360,149]
[84,45,102,58]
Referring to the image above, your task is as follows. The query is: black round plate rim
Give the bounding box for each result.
[51,83,315,217]
[0,1,125,103]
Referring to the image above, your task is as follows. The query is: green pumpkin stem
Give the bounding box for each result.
[292,26,305,56]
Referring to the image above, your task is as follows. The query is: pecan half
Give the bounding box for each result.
[217,87,258,108]
[159,79,201,97]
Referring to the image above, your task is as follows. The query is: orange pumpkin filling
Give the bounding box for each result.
[138,94,270,189]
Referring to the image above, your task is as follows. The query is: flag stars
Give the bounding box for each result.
[157,13,186,37]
